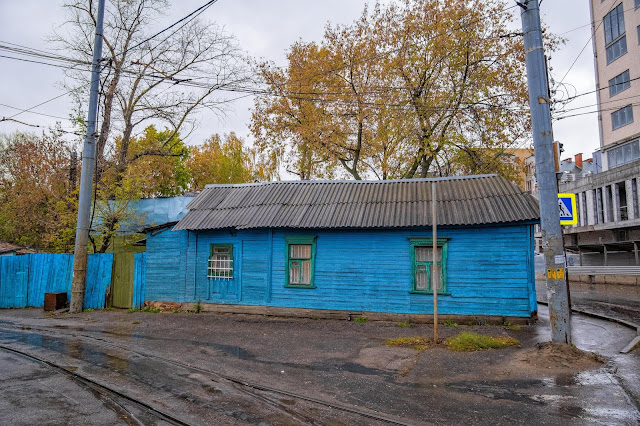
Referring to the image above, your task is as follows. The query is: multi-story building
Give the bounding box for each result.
[560,159,640,265]
[590,0,640,170]
[548,0,640,266]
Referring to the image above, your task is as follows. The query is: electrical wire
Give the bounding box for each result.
[107,0,219,60]
[556,0,617,85]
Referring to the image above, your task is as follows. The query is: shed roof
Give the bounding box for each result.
[173,174,540,231]
[0,241,36,255]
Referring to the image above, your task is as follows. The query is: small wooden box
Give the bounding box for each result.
[44,292,67,311]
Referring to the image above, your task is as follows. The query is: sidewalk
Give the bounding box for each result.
[536,303,640,410]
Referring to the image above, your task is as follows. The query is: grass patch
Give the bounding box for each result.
[443,319,458,327]
[353,316,368,323]
[397,321,410,328]
[504,323,521,331]
[127,308,139,313]
[84,308,94,312]
[171,309,181,314]
[447,332,519,352]
[385,336,431,351]
[141,306,161,313]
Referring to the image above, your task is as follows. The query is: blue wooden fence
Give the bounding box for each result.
[0,253,114,309]
[132,252,146,309]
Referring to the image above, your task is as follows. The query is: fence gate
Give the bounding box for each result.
[111,252,135,308]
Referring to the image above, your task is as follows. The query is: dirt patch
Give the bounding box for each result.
[354,346,418,373]
[145,301,182,311]
[512,342,604,374]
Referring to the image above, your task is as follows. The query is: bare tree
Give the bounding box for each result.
[52,0,249,182]
[51,0,249,251]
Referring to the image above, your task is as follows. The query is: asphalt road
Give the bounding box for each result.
[0,308,638,425]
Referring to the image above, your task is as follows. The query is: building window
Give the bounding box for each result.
[618,182,628,221]
[285,236,316,288]
[636,0,640,9]
[609,70,630,97]
[607,139,640,168]
[611,105,633,130]
[410,238,449,294]
[208,244,233,278]
[604,3,627,63]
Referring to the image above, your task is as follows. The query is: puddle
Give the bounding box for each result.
[338,362,386,376]
[1,331,132,376]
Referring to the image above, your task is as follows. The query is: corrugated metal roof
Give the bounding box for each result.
[174,175,540,231]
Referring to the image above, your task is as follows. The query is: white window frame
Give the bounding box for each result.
[208,244,234,279]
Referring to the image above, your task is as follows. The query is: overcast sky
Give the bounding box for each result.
[0,0,598,161]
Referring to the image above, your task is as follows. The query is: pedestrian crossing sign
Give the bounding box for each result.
[558,193,577,225]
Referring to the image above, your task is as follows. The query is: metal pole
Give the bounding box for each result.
[70,0,106,313]
[519,0,571,343]
[432,181,438,343]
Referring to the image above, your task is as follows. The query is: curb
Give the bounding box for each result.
[537,300,640,332]
[537,300,640,353]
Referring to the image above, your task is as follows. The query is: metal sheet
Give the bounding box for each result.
[174,175,540,231]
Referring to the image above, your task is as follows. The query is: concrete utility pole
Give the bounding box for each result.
[519,0,572,343]
[70,0,106,313]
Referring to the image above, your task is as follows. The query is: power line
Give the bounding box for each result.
[107,0,220,60]
[6,87,84,121]
[0,103,75,121]
[556,1,617,85]
[555,90,640,116]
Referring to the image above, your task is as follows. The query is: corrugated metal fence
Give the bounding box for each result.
[0,253,147,310]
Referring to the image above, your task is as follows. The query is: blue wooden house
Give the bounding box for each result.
[144,175,540,319]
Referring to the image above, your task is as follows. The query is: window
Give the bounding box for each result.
[609,70,630,97]
[285,236,316,288]
[636,0,640,9]
[604,4,627,63]
[611,105,634,130]
[410,238,449,294]
[606,138,640,168]
[208,244,233,278]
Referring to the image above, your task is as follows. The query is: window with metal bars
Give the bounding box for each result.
[208,244,233,278]
[410,238,449,294]
[285,236,316,288]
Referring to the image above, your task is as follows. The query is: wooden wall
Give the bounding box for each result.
[145,224,537,317]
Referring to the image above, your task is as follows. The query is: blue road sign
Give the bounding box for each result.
[558,193,577,225]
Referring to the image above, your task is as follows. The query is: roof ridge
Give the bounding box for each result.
[203,174,499,189]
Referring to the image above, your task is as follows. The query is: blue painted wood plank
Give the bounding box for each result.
[132,252,146,309]
[85,253,113,309]
[146,224,538,317]
[0,256,29,308]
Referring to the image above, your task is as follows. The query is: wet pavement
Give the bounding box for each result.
[536,278,640,328]
[0,308,638,425]
[535,258,640,327]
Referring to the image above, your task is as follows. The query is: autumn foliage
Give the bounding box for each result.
[251,0,532,181]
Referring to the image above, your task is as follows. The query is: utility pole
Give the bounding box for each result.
[432,181,439,343]
[70,0,106,313]
[519,0,571,343]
